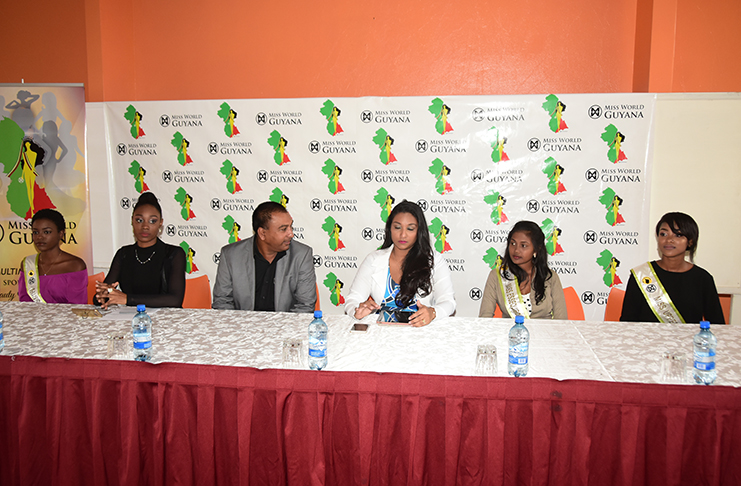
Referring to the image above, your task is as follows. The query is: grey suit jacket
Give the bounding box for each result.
[212,236,317,312]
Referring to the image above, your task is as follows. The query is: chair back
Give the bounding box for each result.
[87,272,105,304]
[719,294,732,325]
[604,287,626,321]
[183,275,211,309]
[315,283,321,312]
[493,305,503,318]
[563,286,585,320]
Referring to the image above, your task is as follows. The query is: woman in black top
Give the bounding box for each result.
[95,192,186,309]
[620,212,724,323]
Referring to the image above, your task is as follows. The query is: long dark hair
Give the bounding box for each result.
[501,220,552,305]
[380,200,433,308]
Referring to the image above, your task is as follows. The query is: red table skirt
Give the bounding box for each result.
[1,355,740,486]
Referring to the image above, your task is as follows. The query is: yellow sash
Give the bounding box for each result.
[631,262,685,323]
[23,254,47,303]
[498,269,529,318]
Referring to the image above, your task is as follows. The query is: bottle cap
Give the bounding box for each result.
[314,310,323,318]
[515,315,525,324]
[700,320,710,329]
[137,304,146,312]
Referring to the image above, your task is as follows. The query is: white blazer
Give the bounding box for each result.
[344,246,456,318]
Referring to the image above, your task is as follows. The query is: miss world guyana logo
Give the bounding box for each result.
[489,126,509,162]
[542,157,566,195]
[222,215,241,244]
[0,117,56,219]
[482,248,503,270]
[374,188,395,223]
[220,160,242,194]
[372,128,397,165]
[599,188,625,226]
[600,124,627,163]
[174,187,195,221]
[321,159,345,194]
[320,100,343,136]
[429,217,452,254]
[128,160,149,193]
[171,132,193,166]
[322,216,345,251]
[542,94,568,133]
[597,249,622,288]
[268,130,290,166]
[323,273,346,306]
[429,158,452,195]
[428,98,453,135]
[217,102,240,138]
[269,188,290,207]
[484,191,508,225]
[540,218,564,256]
[124,105,145,139]
[179,241,199,274]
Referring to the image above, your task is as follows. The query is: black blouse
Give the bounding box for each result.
[101,239,186,308]
[620,261,725,324]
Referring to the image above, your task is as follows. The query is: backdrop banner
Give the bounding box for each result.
[0,84,90,301]
[101,94,655,319]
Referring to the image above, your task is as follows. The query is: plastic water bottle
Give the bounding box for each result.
[508,315,529,377]
[0,309,4,353]
[308,310,328,370]
[693,320,717,385]
[132,304,152,362]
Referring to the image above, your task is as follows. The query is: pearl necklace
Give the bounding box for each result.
[135,248,156,265]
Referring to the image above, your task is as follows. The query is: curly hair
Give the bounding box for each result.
[32,208,66,233]
[380,200,433,308]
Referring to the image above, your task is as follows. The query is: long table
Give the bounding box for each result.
[1,302,740,485]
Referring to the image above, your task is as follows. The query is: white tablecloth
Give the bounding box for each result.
[1,301,739,386]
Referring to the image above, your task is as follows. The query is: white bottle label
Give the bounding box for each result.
[508,343,528,365]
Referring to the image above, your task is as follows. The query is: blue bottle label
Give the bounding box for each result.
[309,347,326,358]
[694,361,715,371]
[134,340,152,349]
[508,355,528,365]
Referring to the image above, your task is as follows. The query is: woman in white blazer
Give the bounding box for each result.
[344,200,455,326]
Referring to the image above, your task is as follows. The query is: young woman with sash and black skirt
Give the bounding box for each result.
[620,212,724,323]
[479,221,567,319]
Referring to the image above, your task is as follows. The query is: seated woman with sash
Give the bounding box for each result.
[18,209,87,303]
[95,192,186,309]
[345,200,455,326]
[620,212,724,323]
[479,221,567,319]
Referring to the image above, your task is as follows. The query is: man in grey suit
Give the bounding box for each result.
[212,201,317,312]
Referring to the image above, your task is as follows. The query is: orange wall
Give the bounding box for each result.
[0,0,88,87]
[1,0,739,101]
